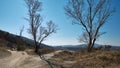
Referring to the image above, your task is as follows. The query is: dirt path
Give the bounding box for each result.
[44,50,62,59]
[0,50,62,68]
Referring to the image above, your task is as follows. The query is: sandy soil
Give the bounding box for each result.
[0,50,61,68]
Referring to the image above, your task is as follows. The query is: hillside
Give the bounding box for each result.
[0,30,53,50]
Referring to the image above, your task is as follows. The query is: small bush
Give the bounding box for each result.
[40,48,57,55]
[26,49,37,55]
[53,50,75,61]
[17,45,26,51]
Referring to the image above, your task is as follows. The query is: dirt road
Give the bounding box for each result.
[0,50,61,68]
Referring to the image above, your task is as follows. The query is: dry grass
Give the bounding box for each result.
[51,50,120,68]
[0,47,11,59]
[72,50,120,68]
[25,49,37,55]
[39,48,57,54]
[26,48,57,56]
[53,50,75,61]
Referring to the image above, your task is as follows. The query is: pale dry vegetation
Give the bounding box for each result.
[26,48,57,56]
[0,47,11,59]
[50,50,120,68]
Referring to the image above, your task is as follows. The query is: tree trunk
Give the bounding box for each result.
[90,38,96,51]
[87,44,91,52]
[34,41,39,54]
[35,45,39,53]
[87,38,92,52]
[38,43,41,56]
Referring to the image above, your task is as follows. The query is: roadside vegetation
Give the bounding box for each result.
[0,47,11,59]
[50,50,120,68]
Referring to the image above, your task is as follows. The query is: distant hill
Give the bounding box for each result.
[0,30,53,49]
[53,44,85,51]
[53,44,100,51]
[111,46,120,50]
[53,44,120,51]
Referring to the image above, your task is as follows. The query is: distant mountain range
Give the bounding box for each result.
[53,44,120,51]
[53,44,99,51]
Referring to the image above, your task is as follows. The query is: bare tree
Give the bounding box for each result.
[65,0,115,52]
[19,26,24,36]
[25,0,57,53]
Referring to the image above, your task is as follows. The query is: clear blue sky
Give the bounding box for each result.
[0,0,120,46]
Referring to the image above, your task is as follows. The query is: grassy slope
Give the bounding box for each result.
[50,50,120,68]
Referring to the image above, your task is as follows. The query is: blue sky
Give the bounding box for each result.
[0,0,120,46]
